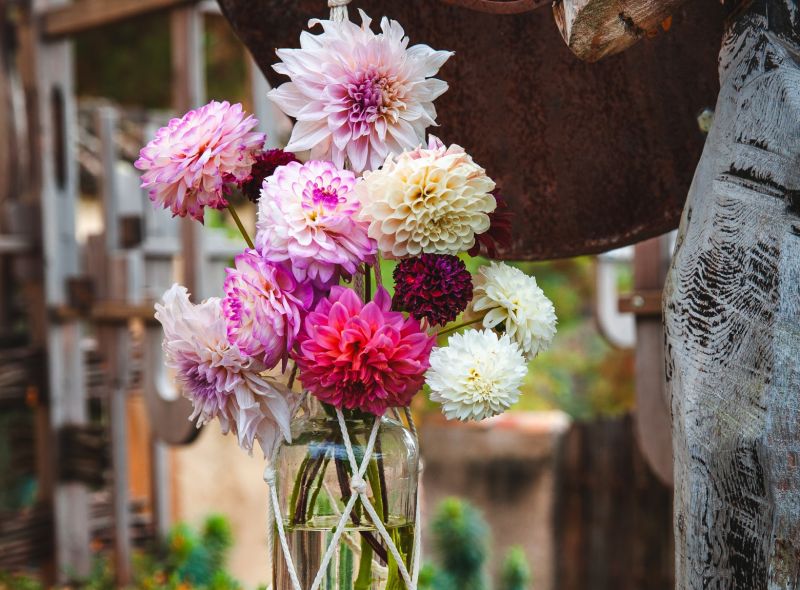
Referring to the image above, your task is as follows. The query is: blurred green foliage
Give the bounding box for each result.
[421,498,532,590]
[75,15,247,109]
[0,515,240,590]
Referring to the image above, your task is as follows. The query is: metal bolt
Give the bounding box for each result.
[632,294,645,308]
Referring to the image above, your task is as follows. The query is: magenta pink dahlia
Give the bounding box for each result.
[135,101,265,222]
[268,11,453,173]
[255,160,376,289]
[393,254,473,326]
[292,286,435,415]
[222,250,314,370]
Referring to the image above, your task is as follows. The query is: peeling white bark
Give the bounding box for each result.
[664,1,800,588]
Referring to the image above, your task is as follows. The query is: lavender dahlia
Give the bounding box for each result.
[268,11,452,173]
[256,160,376,288]
[135,101,265,222]
[222,250,314,370]
[393,254,473,326]
[155,284,295,455]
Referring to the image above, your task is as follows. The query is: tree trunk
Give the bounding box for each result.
[664,1,800,588]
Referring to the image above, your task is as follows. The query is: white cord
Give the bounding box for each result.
[328,0,350,22]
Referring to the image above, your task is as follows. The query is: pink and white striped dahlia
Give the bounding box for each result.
[255,160,377,288]
[135,101,265,222]
[155,284,295,456]
[222,250,314,370]
[268,10,453,174]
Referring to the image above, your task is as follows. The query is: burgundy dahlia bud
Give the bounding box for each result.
[240,149,299,203]
[392,254,473,326]
[468,189,513,259]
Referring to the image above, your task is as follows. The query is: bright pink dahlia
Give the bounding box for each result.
[293,286,435,415]
[135,101,265,222]
[222,250,314,370]
[268,11,453,173]
[239,149,299,203]
[393,254,473,326]
[255,160,376,289]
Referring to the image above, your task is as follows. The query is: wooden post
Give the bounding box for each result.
[631,237,672,486]
[664,0,800,586]
[553,0,689,62]
[29,0,92,578]
[94,106,132,586]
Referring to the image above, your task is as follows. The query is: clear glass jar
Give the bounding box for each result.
[272,402,418,590]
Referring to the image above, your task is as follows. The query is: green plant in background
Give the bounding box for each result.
[428,497,489,590]
[500,546,531,590]
[421,498,533,590]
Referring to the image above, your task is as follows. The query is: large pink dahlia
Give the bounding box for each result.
[268,11,453,174]
[155,284,296,456]
[222,250,314,370]
[293,286,435,415]
[255,160,376,288]
[135,101,265,222]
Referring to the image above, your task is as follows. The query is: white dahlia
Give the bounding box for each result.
[356,138,496,258]
[268,11,452,174]
[425,329,528,421]
[155,284,297,457]
[472,262,557,360]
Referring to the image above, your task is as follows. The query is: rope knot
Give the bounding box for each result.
[350,476,368,495]
[263,466,277,486]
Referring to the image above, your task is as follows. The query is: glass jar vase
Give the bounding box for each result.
[272,403,419,590]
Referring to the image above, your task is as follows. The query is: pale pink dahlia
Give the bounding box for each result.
[155,284,296,456]
[268,11,453,174]
[135,101,265,222]
[255,160,376,288]
[292,286,435,415]
[222,250,314,370]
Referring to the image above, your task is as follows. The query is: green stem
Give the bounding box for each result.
[288,455,310,525]
[354,537,374,590]
[226,203,254,249]
[437,315,485,338]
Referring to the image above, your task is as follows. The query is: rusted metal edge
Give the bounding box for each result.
[438,0,551,14]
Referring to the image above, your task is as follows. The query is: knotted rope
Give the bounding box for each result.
[264,407,421,590]
[329,0,351,22]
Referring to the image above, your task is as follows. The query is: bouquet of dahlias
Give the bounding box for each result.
[138,9,556,588]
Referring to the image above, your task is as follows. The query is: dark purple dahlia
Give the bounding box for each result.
[392,254,473,326]
[239,149,299,203]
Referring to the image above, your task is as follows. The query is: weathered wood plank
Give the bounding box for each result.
[664,0,800,586]
[553,0,689,62]
[41,0,195,39]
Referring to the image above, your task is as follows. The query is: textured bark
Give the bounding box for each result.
[553,0,689,62]
[664,1,800,588]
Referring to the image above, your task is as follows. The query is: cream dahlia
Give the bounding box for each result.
[425,329,528,421]
[472,262,557,360]
[135,101,265,222]
[268,11,452,174]
[155,284,295,456]
[255,160,376,288]
[356,139,496,258]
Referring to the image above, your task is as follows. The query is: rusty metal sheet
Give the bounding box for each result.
[217,0,724,260]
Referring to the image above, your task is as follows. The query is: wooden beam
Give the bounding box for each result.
[41,0,195,39]
[552,0,688,62]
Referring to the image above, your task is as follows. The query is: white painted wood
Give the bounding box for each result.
[664,1,800,586]
[34,0,92,576]
[595,247,636,349]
